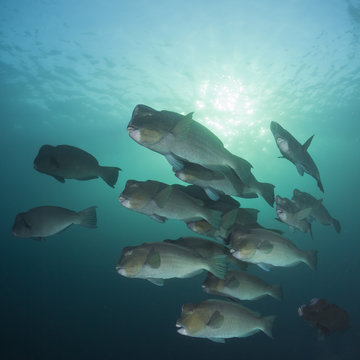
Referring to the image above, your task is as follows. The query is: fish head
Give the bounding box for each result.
[230,233,257,260]
[33,145,58,173]
[116,246,147,277]
[127,105,176,146]
[119,180,152,209]
[202,273,224,293]
[270,122,290,152]
[177,304,208,335]
[12,213,32,237]
[186,220,213,235]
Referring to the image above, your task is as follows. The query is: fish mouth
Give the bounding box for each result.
[298,305,305,316]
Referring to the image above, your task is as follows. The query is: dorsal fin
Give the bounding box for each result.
[303,135,314,150]
[171,112,194,139]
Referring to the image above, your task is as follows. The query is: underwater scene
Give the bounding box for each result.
[1,0,360,359]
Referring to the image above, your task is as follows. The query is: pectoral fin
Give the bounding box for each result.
[296,208,312,220]
[147,278,164,286]
[166,154,184,171]
[204,187,221,201]
[225,276,240,289]
[257,241,273,254]
[154,186,172,208]
[208,337,225,343]
[150,214,167,223]
[207,310,224,329]
[296,164,305,176]
[52,175,65,183]
[144,247,161,269]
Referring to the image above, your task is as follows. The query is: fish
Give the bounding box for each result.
[163,237,248,270]
[174,161,258,201]
[270,121,324,192]
[275,195,313,236]
[298,298,349,338]
[12,205,97,240]
[116,241,228,286]
[119,180,222,228]
[34,144,121,188]
[292,189,341,233]
[230,228,317,271]
[202,270,283,301]
[176,299,276,343]
[128,105,275,206]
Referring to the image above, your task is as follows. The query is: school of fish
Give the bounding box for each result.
[12,105,343,343]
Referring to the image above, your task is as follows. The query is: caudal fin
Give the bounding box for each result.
[78,206,97,228]
[305,250,317,271]
[204,209,223,229]
[99,166,121,188]
[208,255,228,280]
[269,285,283,301]
[261,315,276,339]
[332,218,341,233]
[258,182,275,207]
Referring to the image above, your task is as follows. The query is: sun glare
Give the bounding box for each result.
[193,75,264,151]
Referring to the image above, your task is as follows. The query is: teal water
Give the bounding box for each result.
[1,0,359,359]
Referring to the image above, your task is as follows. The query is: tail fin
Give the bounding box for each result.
[332,218,341,233]
[225,255,248,271]
[204,209,223,229]
[207,255,228,280]
[78,206,97,228]
[305,250,317,271]
[261,315,276,339]
[99,166,121,188]
[269,284,283,301]
[258,182,275,207]
[221,208,239,230]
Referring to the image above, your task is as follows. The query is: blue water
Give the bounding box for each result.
[1,0,360,359]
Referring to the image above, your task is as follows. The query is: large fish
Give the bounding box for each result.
[230,228,317,271]
[202,270,282,301]
[174,161,259,201]
[116,241,227,286]
[292,189,341,233]
[128,105,275,206]
[275,195,313,236]
[34,145,121,188]
[12,205,97,241]
[176,299,275,343]
[163,237,248,270]
[119,180,222,228]
[270,121,324,192]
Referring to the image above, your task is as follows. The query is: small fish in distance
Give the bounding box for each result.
[12,205,97,241]
[34,144,121,188]
[298,298,349,337]
[270,121,323,192]
[292,189,341,233]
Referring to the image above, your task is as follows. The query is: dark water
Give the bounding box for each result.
[1,0,360,359]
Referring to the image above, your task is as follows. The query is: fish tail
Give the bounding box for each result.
[204,209,222,229]
[257,181,275,207]
[221,208,239,230]
[305,250,317,271]
[269,284,283,301]
[261,315,276,339]
[332,218,341,233]
[99,166,122,188]
[226,255,248,270]
[207,255,228,280]
[77,206,97,228]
